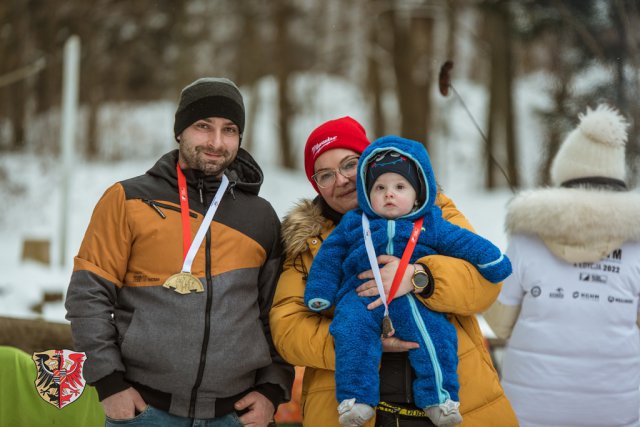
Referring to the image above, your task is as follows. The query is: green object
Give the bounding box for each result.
[0,345,105,427]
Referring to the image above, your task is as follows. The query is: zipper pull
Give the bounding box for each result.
[229,181,236,200]
[198,177,204,204]
[143,199,166,219]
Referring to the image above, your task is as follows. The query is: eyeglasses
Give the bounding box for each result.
[312,156,360,188]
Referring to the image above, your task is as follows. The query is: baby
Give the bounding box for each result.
[305,135,511,427]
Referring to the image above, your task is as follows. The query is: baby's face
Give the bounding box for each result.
[369,172,417,219]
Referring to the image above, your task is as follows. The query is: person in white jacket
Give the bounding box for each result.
[484,104,640,427]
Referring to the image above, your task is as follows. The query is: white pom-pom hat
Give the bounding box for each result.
[551,104,629,186]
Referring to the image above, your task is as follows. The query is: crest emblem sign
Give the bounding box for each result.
[32,349,87,409]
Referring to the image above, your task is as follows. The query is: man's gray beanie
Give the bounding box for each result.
[173,77,245,141]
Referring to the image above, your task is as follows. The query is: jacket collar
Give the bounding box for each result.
[506,187,640,262]
[357,136,437,221]
[146,148,264,196]
[281,198,332,260]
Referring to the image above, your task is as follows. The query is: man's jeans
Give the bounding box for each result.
[105,405,243,426]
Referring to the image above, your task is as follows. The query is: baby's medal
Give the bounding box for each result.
[163,163,228,294]
[362,213,395,337]
[362,213,424,338]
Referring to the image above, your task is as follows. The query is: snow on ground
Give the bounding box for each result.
[0,152,512,334]
[0,73,553,337]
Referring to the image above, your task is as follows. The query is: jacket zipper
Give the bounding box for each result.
[407,295,450,403]
[189,177,214,417]
[386,220,396,254]
[388,219,411,402]
[198,177,204,204]
[142,199,197,219]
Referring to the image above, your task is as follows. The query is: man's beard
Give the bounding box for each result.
[179,144,235,176]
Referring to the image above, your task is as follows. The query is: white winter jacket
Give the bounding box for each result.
[486,187,640,427]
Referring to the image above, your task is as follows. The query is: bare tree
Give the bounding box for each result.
[384,6,435,146]
[272,0,296,169]
[612,0,640,182]
[483,0,518,189]
[366,0,385,139]
[232,0,269,152]
[512,0,640,186]
[0,0,31,150]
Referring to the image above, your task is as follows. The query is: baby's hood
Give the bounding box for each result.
[356,135,436,221]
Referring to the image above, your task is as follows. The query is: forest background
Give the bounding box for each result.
[2,0,640,343]
[1,1,640,423]
[2,0,640,187]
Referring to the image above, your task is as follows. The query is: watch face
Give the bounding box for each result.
[413,271,429,287]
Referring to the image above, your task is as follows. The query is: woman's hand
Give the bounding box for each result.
[381,336,419,352]
[358,255,421,351]
[356,255,416,310]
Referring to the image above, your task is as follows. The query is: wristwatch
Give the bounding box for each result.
[411,263,430,293]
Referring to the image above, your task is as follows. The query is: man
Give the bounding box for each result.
[65,77,293,426]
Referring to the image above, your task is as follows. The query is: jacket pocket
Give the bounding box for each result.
[119,308,178,373]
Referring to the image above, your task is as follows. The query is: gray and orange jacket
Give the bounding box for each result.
[65,149,293,419]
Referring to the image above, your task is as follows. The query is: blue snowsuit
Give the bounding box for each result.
[304,135,512,410]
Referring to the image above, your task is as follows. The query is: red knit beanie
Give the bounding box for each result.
[304,116,371,193]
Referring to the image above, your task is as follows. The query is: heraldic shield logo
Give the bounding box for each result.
[32,349,87,409]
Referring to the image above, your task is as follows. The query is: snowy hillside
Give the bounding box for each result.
[0,73,552,326]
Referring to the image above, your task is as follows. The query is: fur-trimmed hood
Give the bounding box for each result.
[506,187,640,262]
[281,198,331,261]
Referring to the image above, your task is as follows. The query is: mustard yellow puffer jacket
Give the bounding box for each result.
[269,193,518,427]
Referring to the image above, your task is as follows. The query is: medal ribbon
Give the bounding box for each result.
[362,213,424,317]
[176,163,229,273]
[387,216,423,303]
[177,163,191,260]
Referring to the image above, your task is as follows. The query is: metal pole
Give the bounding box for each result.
[59,35,80,267]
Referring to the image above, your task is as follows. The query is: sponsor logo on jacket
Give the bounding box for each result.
[549,287,564,299]
[607,296,634,304]
[572,291,599,302]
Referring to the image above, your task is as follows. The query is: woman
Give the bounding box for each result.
[484,105,640,427]
[269,117,517,427]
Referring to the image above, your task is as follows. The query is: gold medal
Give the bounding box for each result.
[169,167,228,296]
[163,272,204,294]
[382,315,395,338]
